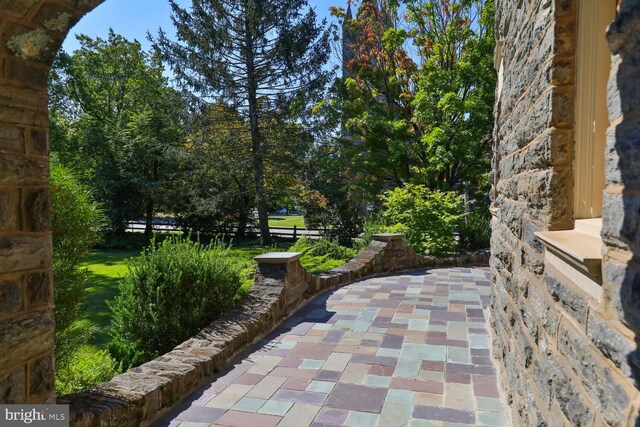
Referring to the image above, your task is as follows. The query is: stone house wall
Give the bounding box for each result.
[491,0,640,425]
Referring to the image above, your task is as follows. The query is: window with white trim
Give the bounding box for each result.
[573,0,616,220]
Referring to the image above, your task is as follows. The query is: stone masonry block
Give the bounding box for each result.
[545,267,588,325]
[558,322,631,426]
[0,365,26,404]
[28,352,54,401]
[0,126,24,152]
[586,311,635,378]
[603,258,640,335]
[26,128,48,156]
[25,271,51,309]
[548,355,596,426]
[0,0,39,17]
[4,57,50,86]
[0,236,52,273]
[0,311,54,369]
[528,279,560,338]
[0,154,48,185]
[605,120,640,187]
[602,191,640,251]
[22,187,50,232]
[0,188,21,231]
[0,276,22,314]
[32,2,78,34]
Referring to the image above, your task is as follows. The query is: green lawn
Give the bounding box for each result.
[79,250,140,348]
[268,215,305,228]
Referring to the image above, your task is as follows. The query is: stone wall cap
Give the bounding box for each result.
[372,233,404,242]
[255,252,302,263]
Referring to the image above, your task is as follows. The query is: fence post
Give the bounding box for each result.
[293,225,297,240]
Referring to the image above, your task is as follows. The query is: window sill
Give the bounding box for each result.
[535,219,603,301]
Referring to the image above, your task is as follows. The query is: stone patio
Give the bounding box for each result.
[155,267,509,427]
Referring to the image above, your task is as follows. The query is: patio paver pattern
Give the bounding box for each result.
[157,267,509,427]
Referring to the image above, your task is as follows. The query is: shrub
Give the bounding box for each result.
[353,214,387,252]
[51,159,113,394]
[458,207,491,251]
[291,236,356,274]
[380,184,465,255]
[108,234,243,368]
[55,348,121,397]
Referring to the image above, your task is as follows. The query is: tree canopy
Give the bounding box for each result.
[49,30,188,233]
[154,0,334,244]
[324,0,495,201]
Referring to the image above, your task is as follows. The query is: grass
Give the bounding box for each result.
[79,250,140,349]
[268,215,305,228]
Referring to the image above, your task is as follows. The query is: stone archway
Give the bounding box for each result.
[0,1,104,404]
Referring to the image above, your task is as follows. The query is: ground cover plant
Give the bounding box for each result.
[290,236,356,274]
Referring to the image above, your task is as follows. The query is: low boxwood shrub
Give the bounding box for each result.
[108,234,243,368]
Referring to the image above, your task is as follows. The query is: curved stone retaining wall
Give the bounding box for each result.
[61,234,489,426]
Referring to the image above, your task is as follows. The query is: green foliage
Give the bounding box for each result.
[51,159,112,394]
[291,236,356,274]
[458,207,492,251]
[298,141,365,246]
[55,348,121,397]
[323,0,495,204]
[380,184,465,255]
[154,0,333,245]
[49,31,188,233]
[108,234,243,368]
[353,215,388,252]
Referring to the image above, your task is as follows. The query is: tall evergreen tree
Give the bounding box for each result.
[154,0,332,244]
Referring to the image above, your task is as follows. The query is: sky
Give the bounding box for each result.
[61,0,342,54]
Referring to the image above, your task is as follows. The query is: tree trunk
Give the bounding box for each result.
[144,158,159,235]
[144,200,154,235]
[245,12,272,246]
[236,193,251,238]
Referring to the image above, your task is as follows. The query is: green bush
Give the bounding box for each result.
[291,236,356,274]
[458,207,491,251]
[380,184,465,255]
[55,347,121,397]
[108,234,243,368]
[51,159,113,394]
[353,215,387,252]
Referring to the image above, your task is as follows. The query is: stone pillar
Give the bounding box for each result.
[372,233,404,246]
[0,7,56,406]
[254,252,308,315]
[0,0,103,405]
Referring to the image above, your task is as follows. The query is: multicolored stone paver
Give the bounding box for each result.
[156,267,509,427]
